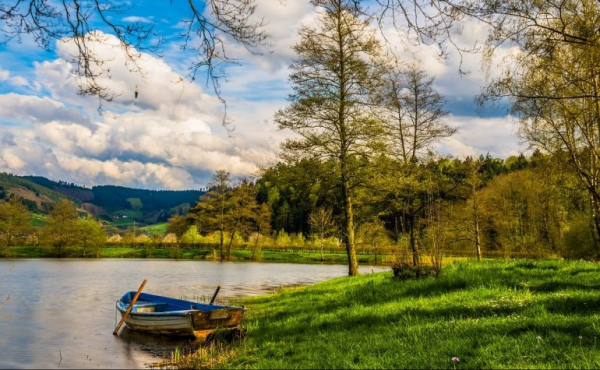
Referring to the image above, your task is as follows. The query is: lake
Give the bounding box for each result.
[0,259,387,369]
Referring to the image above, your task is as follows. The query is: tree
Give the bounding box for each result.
[224,179,262,259]
[377,64,454,266]
[181,225,202,247]
[42,199,79,255]
[308,207,335,261]
[0,0,268,102]
[167,215,189,239]
[0,198,33,256]
[480,0,600,257]
[251,203,272,260]
[188,170,233,260]
[453,157,486,261]
[422,196,450,276]
[257,159,337,235]
[380,63,454,164]
[77,216,106,258]
[127,198,143,212]
[276,0,385,276]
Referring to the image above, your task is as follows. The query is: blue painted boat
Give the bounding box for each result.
[116,292,246,338]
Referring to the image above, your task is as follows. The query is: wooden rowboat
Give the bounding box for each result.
[116,291,246,338]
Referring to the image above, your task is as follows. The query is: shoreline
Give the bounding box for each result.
[0,245,398,266]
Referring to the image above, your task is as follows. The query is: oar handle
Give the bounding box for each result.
[113,279,147,336]
[209,285,221,305]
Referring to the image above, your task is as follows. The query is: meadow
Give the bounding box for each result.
[178,259,600,369]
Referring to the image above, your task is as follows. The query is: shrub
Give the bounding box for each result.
[391,261,440,280]
[563,217,596,259]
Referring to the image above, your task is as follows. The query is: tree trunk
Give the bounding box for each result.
[409,210,419,266]
[226,229,236,260]
[252,232,259,260]
[320,230,324,262]
[475,219,481,262]
[473,196,482,261]
[5,233,12,257]
[342,178,359,276]
[591,196,600,260]
[219,229,224,261]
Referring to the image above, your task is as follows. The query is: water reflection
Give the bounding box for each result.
[0,259,387,369]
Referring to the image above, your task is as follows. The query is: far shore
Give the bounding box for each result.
[0,245,402,265]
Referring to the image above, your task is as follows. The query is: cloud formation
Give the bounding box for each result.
[0,2,522,190]
[0,32,276,189]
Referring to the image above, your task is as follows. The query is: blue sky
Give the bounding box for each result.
[0,0,522,190]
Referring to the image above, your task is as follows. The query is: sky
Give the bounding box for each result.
[0,0,524,190]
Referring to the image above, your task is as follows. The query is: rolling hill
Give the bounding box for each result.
[0,173,204,228]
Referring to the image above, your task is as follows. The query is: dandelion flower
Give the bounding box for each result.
[579,336,583,340]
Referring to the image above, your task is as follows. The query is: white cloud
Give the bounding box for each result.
[0,68,30,87]
[0,31,278,189]
[436,115,525,158]
[122,16,153,23]
[0,93,88,125]
[0,5,524,189]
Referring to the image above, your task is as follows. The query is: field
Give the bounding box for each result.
[179,259,600,369]
[139,222,168,235]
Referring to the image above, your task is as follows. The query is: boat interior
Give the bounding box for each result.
[120,292,228,313]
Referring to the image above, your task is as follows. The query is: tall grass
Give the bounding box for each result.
[202,259,600,369]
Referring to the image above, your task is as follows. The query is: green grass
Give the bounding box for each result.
[114,209,143,218]
[30,213,46,227]
[139,222,168,236]
[187,259,600,369]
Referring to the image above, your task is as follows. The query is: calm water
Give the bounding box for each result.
[0,259,387,369]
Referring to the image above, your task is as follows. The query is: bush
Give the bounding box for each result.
[564,217,596,259]
[391,261,439,280]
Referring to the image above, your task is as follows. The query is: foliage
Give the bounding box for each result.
[391,261,439,280]
[167,215,189,238]
[181,225,202,245]
[90,185,202,220]
[0,198,33,255]
[379,63,454,164]
[40,199,80,255]
[76,216,106,258]
[126,198,143,211]
[480,0,600,257]
[563,215,596,260]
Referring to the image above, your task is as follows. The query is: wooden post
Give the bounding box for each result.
[113,279,147,336]
[209,285,221,305]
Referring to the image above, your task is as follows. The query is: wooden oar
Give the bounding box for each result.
[113,279,147,336]
[209,285,221,305]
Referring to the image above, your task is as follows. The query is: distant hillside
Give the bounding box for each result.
[0,173,76,212]
[23,176,204,227]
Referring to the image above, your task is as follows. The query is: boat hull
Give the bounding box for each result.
[116,292,246,338]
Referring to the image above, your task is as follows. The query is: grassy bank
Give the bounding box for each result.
[182,259,600,369]
[1,246,401,265]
